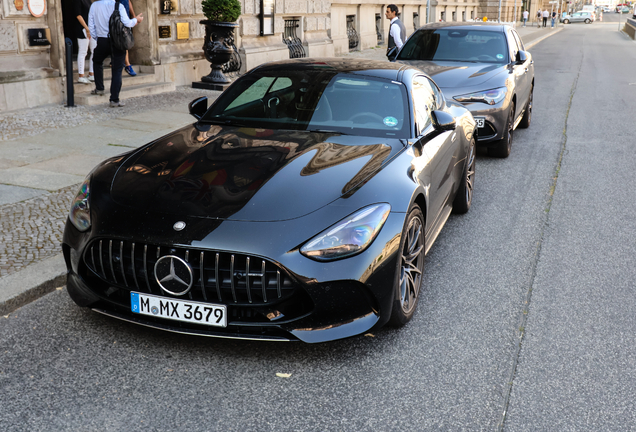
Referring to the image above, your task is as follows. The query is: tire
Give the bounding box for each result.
[518,86,533,129]
[564,19,570,23]
[585,18,591,23]
[488,102,515,158]
[452,138,475,214]
[388,206,425,327]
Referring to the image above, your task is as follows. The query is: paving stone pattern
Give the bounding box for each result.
[0,185,76,278]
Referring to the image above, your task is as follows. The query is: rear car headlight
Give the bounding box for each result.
[300,204,391,261]
[454,87,507,105]
[69,177,91,232]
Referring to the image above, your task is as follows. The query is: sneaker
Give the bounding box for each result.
[88,75,95,82]
[110,100,125,108]
[91,89,105,96]
[78,77,90,84]
[124,65,137,76]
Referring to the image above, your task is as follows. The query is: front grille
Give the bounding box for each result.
[83,239,296,306]
[477,122,497,140]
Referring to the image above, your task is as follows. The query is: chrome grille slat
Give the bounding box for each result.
[261,260,267,303]
[200,252,207,301]
[230,254,237,302]
[99,240,106,279]
[109,240,117,283]
[143,245,151,292]
[84,240,295,305]
[131,243,139,289]
[215,253,222,301]
[119,241,128,287]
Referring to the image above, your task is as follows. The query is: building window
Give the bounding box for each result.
[452,11,456,21]
[346,15,359,51]
[375,14,384,44]
[260,0,275,36]
[413,12,420,30]
[283,19,306,58]
[441,11,446,22]
[471,11,474,20]
[462,11,466,21]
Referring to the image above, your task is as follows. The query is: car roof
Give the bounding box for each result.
[415,22,509,32]
[251,58,417,81]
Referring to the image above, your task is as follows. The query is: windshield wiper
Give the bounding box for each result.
[307,128,347,135]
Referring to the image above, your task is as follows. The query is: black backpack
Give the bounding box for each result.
[109,0,134,51]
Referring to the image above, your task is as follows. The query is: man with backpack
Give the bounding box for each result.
[88,0,143,107]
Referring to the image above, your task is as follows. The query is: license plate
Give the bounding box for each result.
[130,292,227,327]
[474,117,485,128]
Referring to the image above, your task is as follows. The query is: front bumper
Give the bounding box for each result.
[62,207,406,343]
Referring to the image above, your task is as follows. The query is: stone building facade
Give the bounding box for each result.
[1,0,499,113]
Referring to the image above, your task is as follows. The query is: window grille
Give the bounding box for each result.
[346,15,359,50]
[413,12,420,29]
[375,14,384,44]
[283,19,306,58]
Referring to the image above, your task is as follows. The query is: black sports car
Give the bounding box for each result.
[63,58,476,343]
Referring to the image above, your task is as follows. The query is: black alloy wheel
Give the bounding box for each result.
[389,206,425,326]
[519,86,533,129]
[488,102,515,158]
[452,138,476,214]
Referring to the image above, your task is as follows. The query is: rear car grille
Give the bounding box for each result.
[83,239,296,306]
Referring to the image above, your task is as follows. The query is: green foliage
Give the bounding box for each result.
[201,0,241,22]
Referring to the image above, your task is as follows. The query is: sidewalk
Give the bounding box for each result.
[0,25,564,315]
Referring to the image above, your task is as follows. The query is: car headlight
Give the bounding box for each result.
[300,204,391,261]
[454,87,507,105]
[69,177,91,232]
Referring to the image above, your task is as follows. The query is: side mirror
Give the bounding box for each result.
[189,96,208,120]
[515,50,529,64]
[431,110,456,131]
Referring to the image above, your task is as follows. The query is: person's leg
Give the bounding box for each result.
[88,37,97,80]
[110,44,126,103]
[77,35,89,81]
[124,51,136,76]
[92,38,110,92]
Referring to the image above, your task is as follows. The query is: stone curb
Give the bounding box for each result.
[0,253,66,315]
[525,27,564,50]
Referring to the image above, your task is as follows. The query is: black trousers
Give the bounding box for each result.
[92,37,126,103]
[543,17,548,27]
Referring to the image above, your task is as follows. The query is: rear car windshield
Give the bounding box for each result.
[201,70,410,139]
[397,29,509,64]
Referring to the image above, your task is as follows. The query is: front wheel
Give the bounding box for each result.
[452,138,475,214]
[585,18,591,23]
[564,19,570,23]
[388,206,425,327]
[488,102,515,158]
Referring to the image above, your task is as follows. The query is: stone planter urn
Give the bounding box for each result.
[200,20,238,84]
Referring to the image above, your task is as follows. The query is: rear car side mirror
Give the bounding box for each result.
[515,50,529,65]
[431,110,456,131]
[189,97,208,120]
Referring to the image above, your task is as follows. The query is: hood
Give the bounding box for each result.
[110,125,402,222]
[398,60,507,88]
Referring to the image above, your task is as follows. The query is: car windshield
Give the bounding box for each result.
[200,69,410,138]
[397,29,509,64]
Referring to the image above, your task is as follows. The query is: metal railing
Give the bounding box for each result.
[283,19,307,58]
[347,15,359,50]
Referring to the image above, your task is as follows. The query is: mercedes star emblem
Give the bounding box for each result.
[173,221,186,231]
[154,255,193,296]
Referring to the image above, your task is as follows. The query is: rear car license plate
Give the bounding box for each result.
[131,292,227,327]
[474,117,485,128]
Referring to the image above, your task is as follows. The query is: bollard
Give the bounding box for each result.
[65,37,74,107]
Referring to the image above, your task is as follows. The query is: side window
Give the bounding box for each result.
[512,30,525,52]
[412,75,435,134]
[426,78,443,110]
[507,30,519,62]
